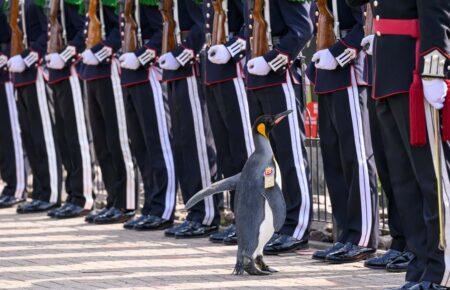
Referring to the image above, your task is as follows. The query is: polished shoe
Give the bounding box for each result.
[135,215,173,231]
[387,251,415,273]
[389,281,419,290]
[54,203,91,219]
[48,203,70,217]
[312,242,345,261]
[174,221,218,239]
[165,221,189,237]
[326,243,376,264]
[209,224,236,244]
[409,281,448,290]
[223,231,238,245]
[264,234,308,255]
[85,207,110,223]
[123,215,150,229]
[364,249,402,269]
[93,207,135,224]
[0,195,25,208]
[17,199,57,214]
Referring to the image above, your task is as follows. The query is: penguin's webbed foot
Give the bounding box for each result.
[232,260,245,275]
[255,255,278,273]
[243,256,270,276]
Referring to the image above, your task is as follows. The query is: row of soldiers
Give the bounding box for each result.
[0,0,449,289]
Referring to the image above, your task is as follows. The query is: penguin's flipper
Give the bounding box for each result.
[185,173,241,210]
[260,185,286,232]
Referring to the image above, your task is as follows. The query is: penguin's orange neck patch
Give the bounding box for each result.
[257,123,268,138]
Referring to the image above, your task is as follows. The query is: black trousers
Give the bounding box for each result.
[16,73,62,203]
[376,93,450,285]
[122,71,176,220]
[367,89,406,252]
[203,76,254,213]
[318,70,378,249]
[0,82,26,199]
[247,74,311,240]
[86,66,136,210]
[50,76,94,209]
[167,75,219,226]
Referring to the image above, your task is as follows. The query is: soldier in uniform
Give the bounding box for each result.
[8,0,63,213]
[44,0,94,218]
[0,1,26,208]
[78,0,137,224]
[202,0,254,245]
[346,0,450,289]
[240,0,314,254]
[158,0,220,238]
[118,0,177,231]
[306,0,379,263]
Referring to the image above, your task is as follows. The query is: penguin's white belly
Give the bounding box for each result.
[253,200,275,258]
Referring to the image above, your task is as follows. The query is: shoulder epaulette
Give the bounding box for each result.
[101,0,118,8]
[1,0,8,13]
[139,0,158,6]
[65,0,85,14]
[288,0,311,3]
[34,0,46,8]
[194,0,202,5]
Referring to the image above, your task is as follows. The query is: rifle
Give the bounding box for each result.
[363,3,373,37]
[9,0,24,56]
[47,0,64,53]
[211,0,226,46]
[160,0,176,54]
[85,0,102,48]
[122,0,138,52]
[316,0,335,50]
[250,0,269,58]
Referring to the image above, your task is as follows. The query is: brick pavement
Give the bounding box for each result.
[0,207,404,290]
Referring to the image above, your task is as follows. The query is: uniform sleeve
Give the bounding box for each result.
[263,0,313,75]
[345,0,369,7]
[417,0,450,79]
[67,3,86,53]
[0,11,10,56]
[28,4,48,57]
[90,6,121,63]
[134,6,162,66]
[225,0,246,62]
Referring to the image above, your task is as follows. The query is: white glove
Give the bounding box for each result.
[0,55,8,69]
[208,45,231,64]
[45,53,65,70]
[312,49,338,70]
[119,53,141,70]
[158,53,180,70]
[361,35,374,56]
[247,56,271,76]
[81,49,99,65]
[7,55,26,73]
[423,78,448,110]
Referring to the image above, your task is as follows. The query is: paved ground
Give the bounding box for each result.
[0,207,404,290]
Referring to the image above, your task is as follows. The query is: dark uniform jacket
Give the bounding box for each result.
[0,4,10,84]
[120,1,162,87]
[306,0,364,94]
[47,1,86,84]
[202,0,244,85]
[347,0,450,99]
[162,0,203,82]
[77,0,121,81]
[243,0,313,90]
[11,0,48,87]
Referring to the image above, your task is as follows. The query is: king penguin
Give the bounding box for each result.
[185,110,292,275]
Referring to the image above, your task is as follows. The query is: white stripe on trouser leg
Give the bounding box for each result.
[347,67,372,247]
[281,73,311,240]
[233,75,255,157]
[5,82,25,199]
[149,69,176,220]
[69,67,93,209]
[424,103,450,287]
[186,76,214,225]
[110,60,136,210]
[35,70,59,203]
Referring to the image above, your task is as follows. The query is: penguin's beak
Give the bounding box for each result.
[273,110,293,125]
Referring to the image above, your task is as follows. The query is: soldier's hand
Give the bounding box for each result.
[312,49,338,70]
[361,35,374,56]
[45,53,65,70]
[0,55,8,69]
[82,49,100,66]
[119,53,141,70]
[247,56,271,76]
[422,78,448,110]
[158,53,180,71]
[7,55,26,73]
[208,45,231,65]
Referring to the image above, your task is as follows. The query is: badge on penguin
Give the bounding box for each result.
[186,110,292,275]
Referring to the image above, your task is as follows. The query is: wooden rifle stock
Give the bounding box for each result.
[316,0,335,50]
[86,0,102,48]
[211,0,226,46]
[160,0,176,54]
[364,3,374,36]
[47,0,64,53]
[9,0,24,56]
[122,0,138,52]
[250,0,269,58]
